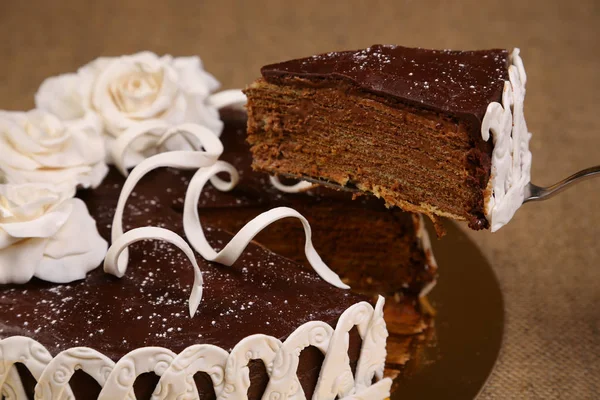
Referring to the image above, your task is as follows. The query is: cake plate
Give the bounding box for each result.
[389,221,504,399]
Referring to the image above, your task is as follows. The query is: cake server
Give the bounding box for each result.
[523,165,600,203]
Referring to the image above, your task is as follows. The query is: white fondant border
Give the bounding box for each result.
[0,297,391,400]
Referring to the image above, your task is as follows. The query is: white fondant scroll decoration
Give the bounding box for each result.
[264,321,333,399]
[314,302,373,398]
[110,121,225,178]
[152,344,229,400]
[481,48,532,231]
[354,296,389,392]
[35,347,113,400]
[219,334,284,400]
[106,122,348,315]
[0,298,392,400]
[1,367,27,400]
[269,175,314,194]
[98,347,177,400]
[0,336,68,399]
[104,226,205,317]
[106,122,224,317]
[183,163,349,289]
[207,89,248,110]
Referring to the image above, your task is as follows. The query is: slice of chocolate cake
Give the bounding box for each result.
[245,45,532,232]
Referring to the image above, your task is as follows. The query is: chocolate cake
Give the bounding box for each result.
[245,45,532,232]
[0,109,432,399]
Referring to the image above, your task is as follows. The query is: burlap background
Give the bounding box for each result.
[1,0,599,398]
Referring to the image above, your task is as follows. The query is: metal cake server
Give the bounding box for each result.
[523,165,600,203]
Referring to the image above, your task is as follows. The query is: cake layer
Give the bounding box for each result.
[245,46,512,230]
[245,79,492,229]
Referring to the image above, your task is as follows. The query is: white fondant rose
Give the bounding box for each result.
[0,183,107,284]
[35,52,223,167]
[0,109,108,189]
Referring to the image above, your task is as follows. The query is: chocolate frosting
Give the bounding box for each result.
[0,167,364,360]
[261,44,509,126]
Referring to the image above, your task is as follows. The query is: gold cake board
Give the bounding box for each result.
[387,221,504,399]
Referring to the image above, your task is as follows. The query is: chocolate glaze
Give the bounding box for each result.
[261,45,509,131]
[0,117,368,399]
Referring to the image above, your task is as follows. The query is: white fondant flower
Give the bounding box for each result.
[35,52,223,168]
[0,183,107,284]
[0,109,108,189]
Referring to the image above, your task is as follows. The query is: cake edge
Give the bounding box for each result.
[0,297,391,399]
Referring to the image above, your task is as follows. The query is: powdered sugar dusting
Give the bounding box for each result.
[0,167,361,359]
[268,44,509,118]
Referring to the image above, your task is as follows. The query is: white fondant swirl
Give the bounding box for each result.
[482,48,532,231]
[107,123,348,312]
[2,367,27,400]
[315,301,373,398]
[0,337,55,398]
[269,176,314,194]
[1,298,390,399]
[109,122,223,275]
[219,334,285,400]
[152,344,229,399]
[183,163,349,289]
[207,89,248,110]
[35,347,112,400]
[104,227,205,317]
[264,321,333,399]
[354,296,388,391]
[111,121,225,178]
[0,183,107,284]
[98,347,176,399]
